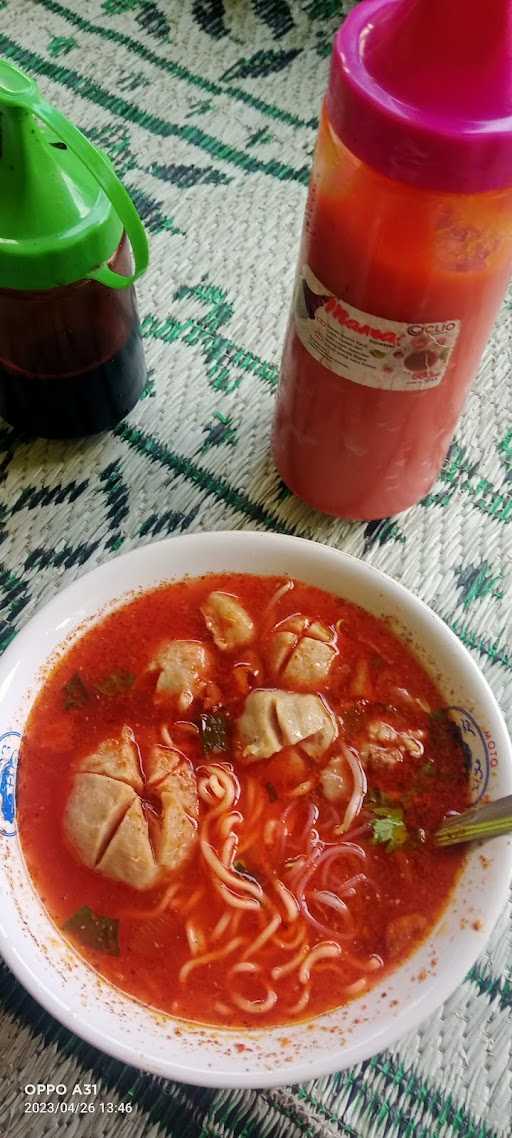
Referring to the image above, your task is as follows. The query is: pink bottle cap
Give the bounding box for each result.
[327,0,512,192]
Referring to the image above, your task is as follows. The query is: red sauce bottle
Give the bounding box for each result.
[273,0,512,519]
[0,60,149,438]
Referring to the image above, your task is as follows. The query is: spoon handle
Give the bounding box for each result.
[435,794,512,847]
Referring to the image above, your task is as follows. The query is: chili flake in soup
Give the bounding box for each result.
[18,574,469,1028]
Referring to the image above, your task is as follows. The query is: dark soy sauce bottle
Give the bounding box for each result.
[0,60,149,438]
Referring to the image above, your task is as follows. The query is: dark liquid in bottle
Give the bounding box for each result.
[0,236,146,439]
[0,325,145,438]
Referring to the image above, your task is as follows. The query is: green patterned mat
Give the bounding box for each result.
[1,1,511,1135]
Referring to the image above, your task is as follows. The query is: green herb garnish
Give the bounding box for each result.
[63,674,89,710]
[200,711,230,754]
[371,804,408,852]
[63,905,119,956]
[94,669,135,697]
[265,781,278,802]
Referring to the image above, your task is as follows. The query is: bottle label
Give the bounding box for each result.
[294,265,460,391]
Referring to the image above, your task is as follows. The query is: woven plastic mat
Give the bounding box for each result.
[0,1,511,1135]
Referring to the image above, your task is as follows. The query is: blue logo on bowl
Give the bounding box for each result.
[0,731,20,837]
[446,708,490,803]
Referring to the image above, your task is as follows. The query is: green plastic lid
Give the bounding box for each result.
[0,59,149,291]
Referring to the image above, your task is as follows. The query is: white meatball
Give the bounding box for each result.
[236,689,338,762]
[201,591,255,651]
[265,615,336,690]
[63,729,199,891]
[148,640,211,710]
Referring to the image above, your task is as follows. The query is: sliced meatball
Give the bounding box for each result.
[201,591,254,651]
[237,689,338,762]
[79,724,143,792]
[265,628,297,676]
[148,745,199,873]
[308,621,333,642]
[145,740,177,787]
[265,615,336,690]
[63,734,199,890]
[283,636,336,689]
[148,640,211,710]
[98,797,159,890]
[63,772,135,870]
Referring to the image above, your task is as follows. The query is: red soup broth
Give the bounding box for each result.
[18,574,469,1028]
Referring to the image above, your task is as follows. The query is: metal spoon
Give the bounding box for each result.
[434,795,512,847]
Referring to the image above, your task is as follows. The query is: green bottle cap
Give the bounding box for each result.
[0,58,149,291]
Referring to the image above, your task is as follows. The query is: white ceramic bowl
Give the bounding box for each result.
[0,531,511,1088]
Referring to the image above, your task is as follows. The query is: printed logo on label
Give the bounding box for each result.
[445,708,490,803]
[294,265,460,391]
[0,730,20,837]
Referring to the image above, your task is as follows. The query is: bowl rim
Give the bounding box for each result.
[1,529,511,1089]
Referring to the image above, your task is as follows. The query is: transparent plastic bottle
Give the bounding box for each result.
[0,60,148,438]
[273,0,512,519]
[0,236,145,437]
